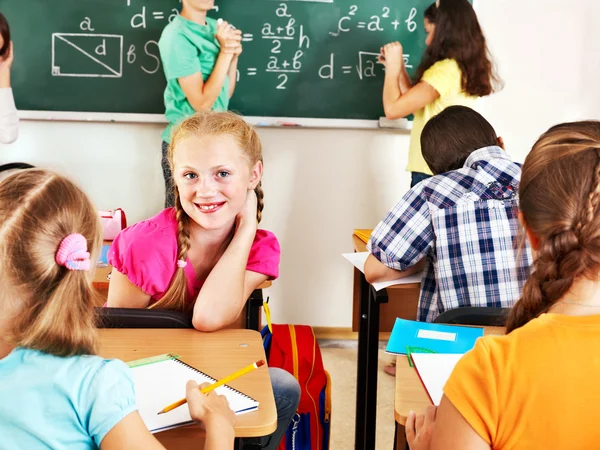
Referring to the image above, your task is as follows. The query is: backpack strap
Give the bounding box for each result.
[263,296,273,334]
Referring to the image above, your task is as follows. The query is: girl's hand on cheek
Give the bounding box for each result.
[236,189,258,236]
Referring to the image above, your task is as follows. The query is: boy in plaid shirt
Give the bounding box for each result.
[366,106,531,326]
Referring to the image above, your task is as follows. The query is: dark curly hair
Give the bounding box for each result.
[414,0,501,97]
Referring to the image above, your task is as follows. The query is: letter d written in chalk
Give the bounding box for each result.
[319,53,334,79]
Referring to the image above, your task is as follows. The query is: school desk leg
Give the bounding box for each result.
[364,285,383,450]
[354,272,371,450]
[235,438,262,449]
[394,422,408,450]
[246,289,262,331]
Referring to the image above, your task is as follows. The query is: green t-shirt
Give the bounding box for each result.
[158,16,230,143]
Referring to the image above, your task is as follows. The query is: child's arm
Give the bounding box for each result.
[379,45,412,94]
[398,64,413,95]
[100,382,235,450]
[228,55,240,98]
[187,381,236,450]
[106,270,152,308]
[0,42,18,145]
[100,412,166,450]
[0,41,13,88]
[381,42,439,119]
[178,22,241,111]
[364,254,425,284]
[192,191,265,331]
[429,397,491,450]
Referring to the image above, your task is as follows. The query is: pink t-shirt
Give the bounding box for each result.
[108,208,280,304]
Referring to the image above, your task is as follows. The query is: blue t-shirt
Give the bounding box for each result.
[0,347,137,449]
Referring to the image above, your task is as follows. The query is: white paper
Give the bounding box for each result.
[131,359,258,433]
[342,252,423,290]
[410,353,464,405]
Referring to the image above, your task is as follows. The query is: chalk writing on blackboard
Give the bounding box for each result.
[49,1,420,91]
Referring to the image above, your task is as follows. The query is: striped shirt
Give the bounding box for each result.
[368,146,532,322]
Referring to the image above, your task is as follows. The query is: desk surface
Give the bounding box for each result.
[93,242,272,291]
[98,328,277,440]
[394,326,505,425]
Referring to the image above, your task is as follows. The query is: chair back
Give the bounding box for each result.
[95,307,193,329]
[433,307,511,327]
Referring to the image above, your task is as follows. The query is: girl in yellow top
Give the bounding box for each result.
[406,120,600,450]
[380,0,500,187]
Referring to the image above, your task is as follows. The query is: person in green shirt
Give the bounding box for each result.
[158,0,242,207]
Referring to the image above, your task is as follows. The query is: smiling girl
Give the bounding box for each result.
[106,111,300,450]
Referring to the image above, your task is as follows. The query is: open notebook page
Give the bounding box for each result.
[410,353,464,405]
[341,252,423,290]
[131,358,259,433]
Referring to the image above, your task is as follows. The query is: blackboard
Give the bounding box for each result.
[3,0,444,122]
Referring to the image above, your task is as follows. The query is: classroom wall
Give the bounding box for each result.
[2,0,599,327]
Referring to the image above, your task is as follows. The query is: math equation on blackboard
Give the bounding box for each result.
[50,0,422,91]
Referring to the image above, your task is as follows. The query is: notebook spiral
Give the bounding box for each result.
[169,354,255,402]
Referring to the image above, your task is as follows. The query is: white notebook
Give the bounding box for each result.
[411,353,464,405]
[128,354,259,433]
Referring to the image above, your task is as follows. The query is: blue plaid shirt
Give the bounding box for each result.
[368,146,532,322]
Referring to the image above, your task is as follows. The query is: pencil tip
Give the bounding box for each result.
[157,410,165,415]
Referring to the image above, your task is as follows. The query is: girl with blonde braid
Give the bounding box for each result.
[107,110,300,450]
[0,170,236,450]
[405,121,600,450]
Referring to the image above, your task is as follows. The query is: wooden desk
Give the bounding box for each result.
[352,233,421,450]
[99,328,277,447]
[392,326,505,449]
[394,326,504,425]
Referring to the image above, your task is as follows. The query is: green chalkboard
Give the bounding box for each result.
[4,0,441,120]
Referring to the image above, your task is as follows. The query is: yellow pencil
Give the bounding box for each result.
[157,359,266,415]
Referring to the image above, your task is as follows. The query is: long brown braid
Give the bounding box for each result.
[152,111,264,311]
[506,121,600,332]
[255,181,264,223]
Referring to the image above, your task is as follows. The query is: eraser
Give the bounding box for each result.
[378,117,412,130]
[217,18,223,25]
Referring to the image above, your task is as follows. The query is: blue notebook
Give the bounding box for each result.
[386,318,484,355]
[97,244,110,267]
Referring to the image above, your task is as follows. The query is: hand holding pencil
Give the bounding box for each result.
[186,380,236,441]
[158,359,266,415]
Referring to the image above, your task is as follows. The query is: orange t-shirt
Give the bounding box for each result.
[444,313,600,449]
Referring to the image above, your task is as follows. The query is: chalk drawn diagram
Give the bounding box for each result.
[52,33,124,78]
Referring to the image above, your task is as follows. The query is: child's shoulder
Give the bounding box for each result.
[425,58,460,75]
[160,16,217,39]
[254,229,280,249]
[160,15,186,37]
[159,16,196,46]
[118,208,177,241]
[8,348,132,385]
[108,209,178,266]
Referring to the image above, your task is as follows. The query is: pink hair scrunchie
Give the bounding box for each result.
[55,233,91,271]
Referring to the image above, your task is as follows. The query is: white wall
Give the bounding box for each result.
[2,0,599,327]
